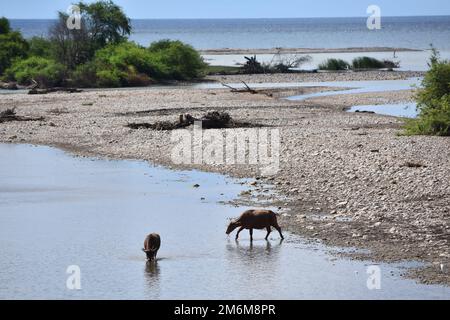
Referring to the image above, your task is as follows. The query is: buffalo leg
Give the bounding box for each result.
[265,226,272,240]
[274,225,284,240]
[249,228,253,242]
[236,226,245,240]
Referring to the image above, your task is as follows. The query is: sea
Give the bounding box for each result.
[9,16,450,50]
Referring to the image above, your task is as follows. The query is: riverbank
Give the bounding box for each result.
[0,70,448,286]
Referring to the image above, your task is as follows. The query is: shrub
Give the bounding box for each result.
[405,49,450,136]
[242,55,264,74]
[93,42,163,86]
[28,37,55,58]
[5,56,65,87]
[383,59,400,69]
[351,56,385,69]
[264,55,312,73]
[0,17,11,34]
[71,61,99,87]
[405,95,450,136]
[71,42,162,87]
[148,40,207,80]
[96,69,122,87]
[318,58,350,71]
[0,20,29,74]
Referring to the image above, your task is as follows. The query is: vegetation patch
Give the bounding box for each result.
[318,58,350,71]
[0,1,207,89]
[404,48,450,136]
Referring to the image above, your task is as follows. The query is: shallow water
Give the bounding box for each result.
[285,78,422,101]
[0,144,449,299]
[348,103,418,118]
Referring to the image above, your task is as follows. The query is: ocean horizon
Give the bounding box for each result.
[9,16,450,50]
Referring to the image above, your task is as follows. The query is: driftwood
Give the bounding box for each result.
[0,81,18,90]
[0,108,44,123]
[28,87,83,95]
[221,81,258,94]
[127,111,260,131]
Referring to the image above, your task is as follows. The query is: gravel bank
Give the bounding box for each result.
[207,70,424,84]
[0,71,448,286]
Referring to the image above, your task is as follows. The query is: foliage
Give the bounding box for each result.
[5,56,65,87]
[50,12,95,69]
[351,56,386,69]
[405,48,450,136]
[318,58,350,71]
[0,17,11,34]
[0,3,207,88]
[77,0,131,47]
[50,1,131,69]
[242,55,265,74]
[148,40,207,80]
[0,18,29,74]
[28,36,55,58]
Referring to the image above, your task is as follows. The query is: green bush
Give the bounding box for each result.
[94,42,163,86]
[405,95,450,136]
[0,17,11,34]
[28,37,55,58]
[318,58,350,71]
[71,61,99,87]
[0,29,29,74]
[5,56,65,87]
[352,56,385,69]
[148,40,207,80]
[405,50,450,136]
[96,69,122,87]
[241,55,265,74]
[71,42,161,87]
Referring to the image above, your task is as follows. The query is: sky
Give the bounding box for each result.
[1,0,450,19]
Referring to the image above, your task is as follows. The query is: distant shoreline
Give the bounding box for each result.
[200,47,421,55]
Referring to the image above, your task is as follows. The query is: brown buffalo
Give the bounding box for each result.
[143,233,161,261]
[226,210,284,241]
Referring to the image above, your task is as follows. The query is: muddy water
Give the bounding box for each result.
[0,144,449,299]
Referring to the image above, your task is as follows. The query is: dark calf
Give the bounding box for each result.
[143,233,161,261]
[226,210,284,241]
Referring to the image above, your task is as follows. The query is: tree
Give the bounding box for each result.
[0,18,28,74]
[50,1,131,69]
[78,0,131,48]
[50,12,93,69]
[0,17,11,34]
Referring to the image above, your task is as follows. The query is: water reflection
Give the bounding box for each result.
[144,261,161,296]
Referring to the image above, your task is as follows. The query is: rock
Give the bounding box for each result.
[249,181,258,186]
[373,222,382,227]
[193,184,200,188]
[336,201,348,208]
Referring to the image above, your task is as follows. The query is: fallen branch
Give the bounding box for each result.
[0,108,44,123]
[221,81,257,94]
[28,87,83,95]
